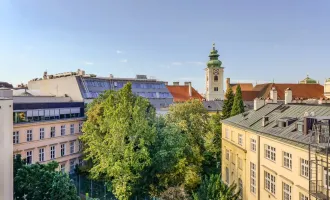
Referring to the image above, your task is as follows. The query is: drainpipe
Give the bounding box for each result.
[257,135,260,200]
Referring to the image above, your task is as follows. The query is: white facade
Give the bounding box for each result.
[205,67,224,100]
[0,90,13,200]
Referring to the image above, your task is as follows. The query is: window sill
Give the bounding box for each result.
[282,166,292,171]
[265,157,276,163]
[264,189,276,199]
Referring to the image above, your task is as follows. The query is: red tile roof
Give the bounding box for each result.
[167,85,203,102]
[231,83,254,91]
[240,83,325,101]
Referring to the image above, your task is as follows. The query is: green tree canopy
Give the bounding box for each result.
[231,85,245,117]
[222,87,235,119]
[14,155,79,200]
[80,83,157,200]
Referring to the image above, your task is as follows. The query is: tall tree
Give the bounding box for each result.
[165,99,210,191]
[80,83,157,200]
[222,87,235,119]
[14,155,79,200]
[193,174,240,200]
[231,85,245,116]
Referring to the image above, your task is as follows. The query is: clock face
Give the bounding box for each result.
[213,69,219,75]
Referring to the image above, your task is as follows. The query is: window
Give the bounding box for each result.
[13,131,19,144]
[61,144,66,157]
[214,75,218,82]
[250,138,256,152]
[214,87,218,91]
[226,149,230,160]
[238,157,243,169]
[283,182,292,200]
[324,168,330,189]
[50,127,55,138]
[61,163,66,173]
[26,150,33,164]
[301,158,309,178]
[283,152,292,170]
[78,140,83,152]
[39,148,45,162]
[231,152,235,164]
[61,125,66,136]
[250,162,256,194]
[225,167,229,184]
[298,124,304,132]
[79,158,83,166]
[70,141,75,154]
[299,193,309,200]
[70,159,75,173]
[265,171,276,195]
[50,145,56,159]
[238,134,243,146]
[239,178,243,198]
[26,130,33,142]
[39,128,45,139]
[70,124,74,135]
[79,122,83,133]
[225,128,229,139]
[265,144,276,162]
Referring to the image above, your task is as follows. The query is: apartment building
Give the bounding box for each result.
[222,87,330,200]
[27,70,173,114]
[12,90,85,173]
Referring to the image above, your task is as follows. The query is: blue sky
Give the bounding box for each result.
[1,0,330,93]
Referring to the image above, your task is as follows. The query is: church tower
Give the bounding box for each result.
[205,43,224,100]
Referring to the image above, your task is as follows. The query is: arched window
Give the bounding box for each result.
[214,75,218,82]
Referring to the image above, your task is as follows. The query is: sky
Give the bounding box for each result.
[1,0,330,93]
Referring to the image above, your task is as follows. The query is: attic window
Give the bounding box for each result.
[278,121,286,128]
[297,124,303,132]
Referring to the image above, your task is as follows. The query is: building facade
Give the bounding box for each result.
[205,44,224,101]
[12,97,85,173]
[325,78,330,99]
[221,93,330,200]
[28,70,173,113]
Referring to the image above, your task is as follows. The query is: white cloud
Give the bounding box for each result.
[171,62,183,66]
[116,50,123,54]
[120,59,128,63]
[84,61,94,65]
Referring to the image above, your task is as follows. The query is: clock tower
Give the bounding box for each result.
[205,43,224,100]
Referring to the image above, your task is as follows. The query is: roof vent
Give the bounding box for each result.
[262,116,270,127]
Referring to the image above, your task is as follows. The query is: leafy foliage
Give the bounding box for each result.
[222,87,235,119]
[14,155,79,200]
[160,186,191,200]
[193,174,240,200]
[231,85,245,116]
[80,83,157,200]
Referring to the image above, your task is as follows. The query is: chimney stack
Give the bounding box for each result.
[254,98,265,111]
[43,71,48,79]
[285,88,292,104]
[184,82,192,97]
[173,82,179,86]
[269,87,278,104]
[226,78,231,90]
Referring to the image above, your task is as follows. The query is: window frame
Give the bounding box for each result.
[214,87,219,92]
[70,141,75,154]
[50,145,56,160]
[13,131,19,144]
[70,124,75,135]
[61,125,66,136]
[299,193,309,200]
[39,148,45,162]
[27,129,33,142]
[250,138,256,152]
[26,150,33,165]
[250,162,256,194]
[39,128,45,140]
[283,151,292,170]
[60,143,66,157]
[225,167,230,184]
[238,134,243,146]
[265,171,276,195]
[300,158,309,178]
[50,126,55,138]
[226,149,230,160]
[265,144,276,162]
[283,182,292,200]
[225,128,229,139]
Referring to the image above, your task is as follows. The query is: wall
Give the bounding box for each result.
[325,80,330,98]
[28,76,83,101]
[0,99,13,200]
[205,68,224,101]
[14,96,72,103]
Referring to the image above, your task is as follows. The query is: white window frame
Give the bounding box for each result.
[26,150,33,164]
[283,151,292,170]
[265,144,276,162]
[61,125,66,136]
[283,182,292,200]
[70,124,74,135]
[265,171,276,195]
[299,193,309,200]
[226,149,230,160]
[61,144,66,157]
[13,131,19,144]
[250,162,256,194]
[225,128,229,139]
[27,129,33,142]
[50,145,56,160]
[250,138,256,152]
[39,148,45,162]
[50,126,55,138]
[238,134,243,146]
[39,128,45,140]
[70,141,75,154]
[301,158,309,178]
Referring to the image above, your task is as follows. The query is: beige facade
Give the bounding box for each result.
[325,79,330,98]
[205,67,225,101]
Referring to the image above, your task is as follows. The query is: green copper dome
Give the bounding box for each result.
[207,43,222,68]
[326,78,330,82]
[299,75,317,84]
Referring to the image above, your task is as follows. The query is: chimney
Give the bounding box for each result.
[285,88,292,104]
[226,78,231,90]
[164,82,168,86]
[269,87,277,103]
[43,71,48,79]
[254,98,265,111]
[184,82,192,97]
[173,82,179,86]
[109,74,114,78]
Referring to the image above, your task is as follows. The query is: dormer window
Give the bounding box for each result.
[297,124,303,132]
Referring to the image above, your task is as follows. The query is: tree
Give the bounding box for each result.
[80,83,157,200]
[160,186,190,200]
[222,87,235,119]
[165,100,210,191]
[14,155,79,200]
[231,85,245,116]
[193,174,240,200]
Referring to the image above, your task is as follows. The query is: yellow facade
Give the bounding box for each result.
[222,123,329,200]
